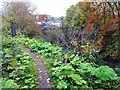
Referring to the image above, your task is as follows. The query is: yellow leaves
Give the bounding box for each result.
[81,43,93,54]
[71,19,75,24]
[21,85,28,88]
[70,39,78,47]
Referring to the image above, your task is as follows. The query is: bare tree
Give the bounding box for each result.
[10,1,41,37]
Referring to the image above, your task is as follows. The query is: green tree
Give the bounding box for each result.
[62,2,87,30]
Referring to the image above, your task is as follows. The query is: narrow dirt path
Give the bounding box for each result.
[20,46,51,88]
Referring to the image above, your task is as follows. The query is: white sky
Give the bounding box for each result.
[0,0,82,17]
[30,0,82,17]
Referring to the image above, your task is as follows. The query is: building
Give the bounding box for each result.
[35,14,48,22]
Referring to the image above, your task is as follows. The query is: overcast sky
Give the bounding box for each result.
[0,0,82,17]
[30,0,81,17]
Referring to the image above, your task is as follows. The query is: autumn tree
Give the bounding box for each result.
[60,1,119,62]
[84,2,119,61]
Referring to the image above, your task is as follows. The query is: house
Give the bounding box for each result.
[35,14,48,22]
[35,14,64,30]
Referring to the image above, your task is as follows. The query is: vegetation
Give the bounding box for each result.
[59,1,119,66]
[16,37,120,89]
[2,1,41,37]
[1,35,38,89]
[61,2,87,30]
[1,0,120,89]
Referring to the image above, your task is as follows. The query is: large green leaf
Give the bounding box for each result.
[69,74,83,84]
[95,66,118,81]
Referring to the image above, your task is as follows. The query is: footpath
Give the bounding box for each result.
[20,46,51,88]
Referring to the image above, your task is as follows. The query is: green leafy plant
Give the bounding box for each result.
[2,37,38,89]
[91,66,118,81]
[0,78,19,89]
[16,37,120,89]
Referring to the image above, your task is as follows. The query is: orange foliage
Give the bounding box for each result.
[84,2,119,50]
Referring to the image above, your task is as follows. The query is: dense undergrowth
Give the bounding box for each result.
[1,36,38,89]
[16,37,120,89]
